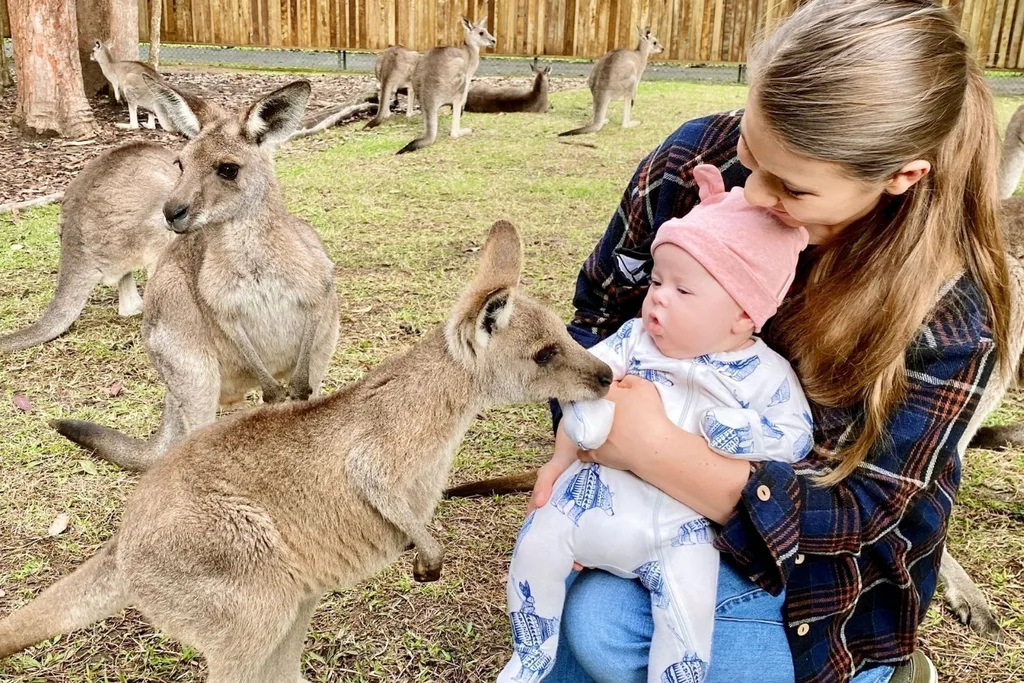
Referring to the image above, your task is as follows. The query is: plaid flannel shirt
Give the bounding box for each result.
[565,111,997,682]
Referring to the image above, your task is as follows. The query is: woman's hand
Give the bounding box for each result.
[578,375,672,471]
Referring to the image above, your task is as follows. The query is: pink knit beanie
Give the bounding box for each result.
[651,164,809,331]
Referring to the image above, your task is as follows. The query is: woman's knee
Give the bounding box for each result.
[559,570,653,683]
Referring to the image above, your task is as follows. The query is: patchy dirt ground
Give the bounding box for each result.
[0,68,585,205]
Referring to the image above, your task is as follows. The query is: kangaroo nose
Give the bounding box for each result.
[164,203,189,229]
[597,366,613,388]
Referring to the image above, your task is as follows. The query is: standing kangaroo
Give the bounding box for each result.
[0,220,613,683]
[91,40,177,130]
[559,27,663,136]
[464,57,552,114]
[0,92,228,353]
[50,80,339,471]
[397,16,496,154]
[363,45,419,129]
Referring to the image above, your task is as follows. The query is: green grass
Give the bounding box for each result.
[0,80,1021,681]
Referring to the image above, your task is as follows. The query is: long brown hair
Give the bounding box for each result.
[748,0,1011,484]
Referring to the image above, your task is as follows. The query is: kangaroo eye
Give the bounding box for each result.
[217,163,239,181]
[533,344,559,366]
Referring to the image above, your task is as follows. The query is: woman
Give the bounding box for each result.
[529,1,1011,682]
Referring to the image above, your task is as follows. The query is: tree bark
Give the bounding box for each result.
[148,0,161,68]
[8,0,97,139]
[0,0,13,93]
[77,0,139,95]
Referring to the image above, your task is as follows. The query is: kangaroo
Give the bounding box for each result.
[363,45,419,129]
[559,27,663,136]
[0,93,229,353]
[0,220,613,682]
[397,16,496,154]
[999,103,1024,199]
[50,80,339,472]
[464,58,552,114]
[91,39,177,131]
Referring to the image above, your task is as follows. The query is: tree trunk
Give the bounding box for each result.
[8,0,97,139]
[77,0,139,95]
[148,0,161,68]
[0,0,12,93]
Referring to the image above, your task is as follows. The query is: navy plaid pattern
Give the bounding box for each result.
[564,112,996,683]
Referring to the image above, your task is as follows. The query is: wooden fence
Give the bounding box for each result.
[132,0,1024,69]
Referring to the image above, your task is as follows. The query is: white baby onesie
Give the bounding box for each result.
[500,318,813,683]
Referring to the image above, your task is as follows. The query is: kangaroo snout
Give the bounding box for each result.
[163,203,189,232]
[596,364,613,389]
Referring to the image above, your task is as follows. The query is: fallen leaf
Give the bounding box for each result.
[78,459,98,476]
[351,305,373,314]
[0,589,6,598]
[47,513,70,537]
[106,381,123,397]
[12,394,32,413]
[10,244,24,251]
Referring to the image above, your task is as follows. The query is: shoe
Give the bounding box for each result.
[889,651,938,683]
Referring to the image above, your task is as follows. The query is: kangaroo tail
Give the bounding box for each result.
[50,419,162,472]
[558,123,603,136]
[0,539,128,659]
[444,469,539,498]
[397,108,438,154]
[0,259,97,352]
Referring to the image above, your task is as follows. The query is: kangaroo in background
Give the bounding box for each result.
[447,108,1024,647]
[0,220,613,683]
[51,80,339,472]
[364,45,419,129]
[464,57,552,114]
[397,16,496,154]
[0,93,229,353]
[559,27,663,136]
[91,40,179,131]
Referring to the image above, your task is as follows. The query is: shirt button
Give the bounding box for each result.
[795,553,805,565]
[756,485,771,501]
[797,623,810,636]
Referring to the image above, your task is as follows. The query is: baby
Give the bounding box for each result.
[500,165,813,683]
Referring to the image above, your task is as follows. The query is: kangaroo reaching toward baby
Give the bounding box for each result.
[0,94,229,353]
[464,57,552,114]
[0,220,613,683]
[560,27,663,136]
[364,45,419,129]
[50,80,339,471]
[397,16,496,154]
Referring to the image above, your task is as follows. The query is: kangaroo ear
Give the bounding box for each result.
[446,220,524,363]
[146,75,202,139]
[461,15,473,30]
[243,80,311,149]
[475,16,488,28]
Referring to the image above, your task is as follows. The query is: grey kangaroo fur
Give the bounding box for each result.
[50,80,339,472]
[364,45,420,129]
[464,57,552,114]
[560,27,663,136]
[0,93,229,352]
[0,220,613,682]
[397,16,496,154]
[448,111,1024,645]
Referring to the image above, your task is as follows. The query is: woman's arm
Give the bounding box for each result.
[577,376,752,524]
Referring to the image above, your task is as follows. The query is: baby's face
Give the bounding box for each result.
[642,244,750,359]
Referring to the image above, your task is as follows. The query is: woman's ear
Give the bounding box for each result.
[885,160,931,196]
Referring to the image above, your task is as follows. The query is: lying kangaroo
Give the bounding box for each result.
[51,80,339,471]
[363,45,419,129]
[0,220,613,683]
[397,16,496,154]
[464,57,552,114]
[560,27,663,136]
[0,94,229,353]
[91,40,175,130]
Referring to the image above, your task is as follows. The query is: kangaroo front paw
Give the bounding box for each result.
[413,553,443,583]
[262,382,289,404]
[289,380,314,401]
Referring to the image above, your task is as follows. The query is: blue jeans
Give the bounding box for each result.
[544,563,894,683]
